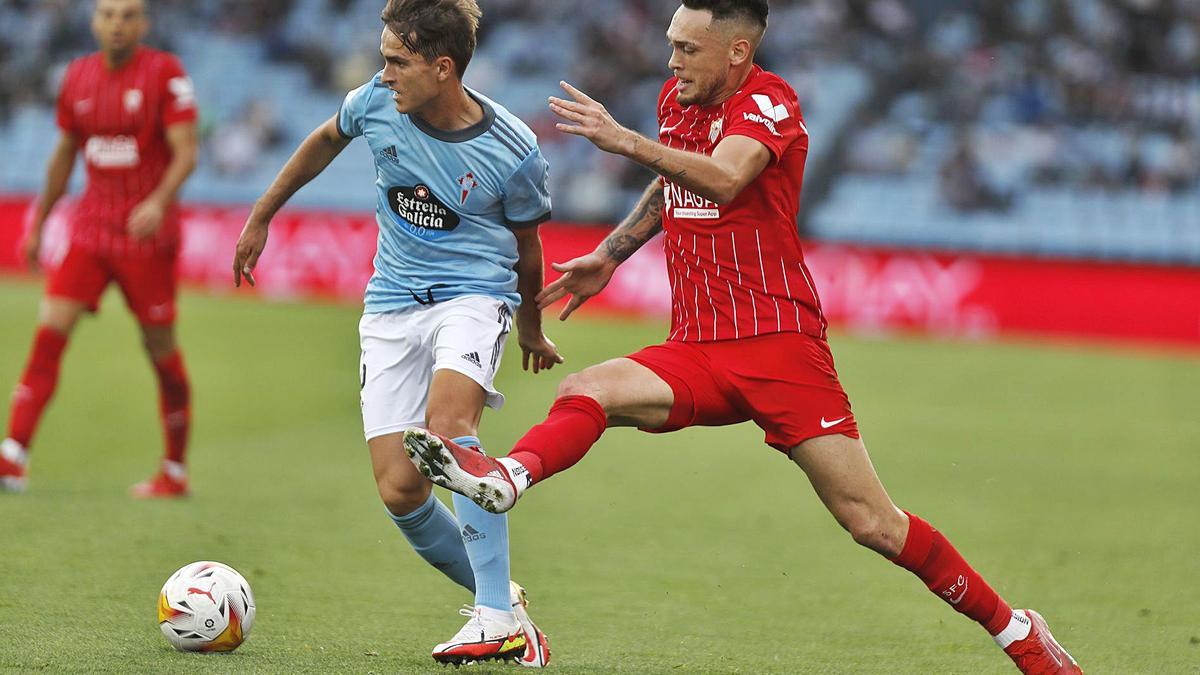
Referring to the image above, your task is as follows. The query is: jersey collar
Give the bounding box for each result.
[409,88,496,143]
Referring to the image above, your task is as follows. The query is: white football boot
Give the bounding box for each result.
[430,605,526,665]
[510,581,551,667]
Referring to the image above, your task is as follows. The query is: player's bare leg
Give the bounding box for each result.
[3,298,86,492]
[405,357,671,512]
[130,323,191,498]
[790,434,1082,674]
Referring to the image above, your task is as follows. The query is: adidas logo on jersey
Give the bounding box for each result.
[380,145,399,165]
[461,352,482,368]
[461,524,486,542]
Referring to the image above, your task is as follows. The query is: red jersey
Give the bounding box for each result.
[56,46,197,255]
[657,65,826,342]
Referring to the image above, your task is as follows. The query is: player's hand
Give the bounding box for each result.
[233,219,269,288]
[549,81,633,155]
[535,251,618,321]
[127,199,166,240]
[20,230,42,272]
[519,331,563,374]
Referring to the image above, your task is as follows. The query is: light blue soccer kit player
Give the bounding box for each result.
[337,73,556,665]
[233,58,556,664]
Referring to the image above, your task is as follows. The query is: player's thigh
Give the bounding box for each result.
[368,431,431,504]
[109,250,179,326]
[359,311,433,440]
[428,295,512,421]
[789,434,906,555]
[559,357,677,429]
[42,245,110,332]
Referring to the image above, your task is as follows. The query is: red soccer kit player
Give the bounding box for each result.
[403,2,1083,673]
[1,0,199,498]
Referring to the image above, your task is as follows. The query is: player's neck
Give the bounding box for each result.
[702,63,756,108]
[412,85,484,133]
[102,46,138,71]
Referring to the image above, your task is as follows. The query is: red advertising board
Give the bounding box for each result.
[2,196,1198,348]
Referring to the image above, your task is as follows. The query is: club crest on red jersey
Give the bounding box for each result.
[709,117,724,144]
[124,89,143,113]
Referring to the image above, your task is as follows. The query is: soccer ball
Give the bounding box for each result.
[157,561,256,652]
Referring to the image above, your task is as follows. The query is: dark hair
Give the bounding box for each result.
[680,0,768,29]
[380,0,481,79]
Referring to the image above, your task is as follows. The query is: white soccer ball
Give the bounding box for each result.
[157,561,256,652]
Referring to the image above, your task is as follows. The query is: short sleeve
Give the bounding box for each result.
[159,55,198,126]
[337,78,376,139]
[723,79,805,163]
[56,63,76,134]
[502,148,552,228]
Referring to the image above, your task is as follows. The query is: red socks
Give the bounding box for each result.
[152,351,191,464]
[7,326,68,448]
[892,512,1013,635]
[508,395,606,483]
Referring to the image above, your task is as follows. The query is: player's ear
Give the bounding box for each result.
[729,38,752,67]
[436,56,456,82]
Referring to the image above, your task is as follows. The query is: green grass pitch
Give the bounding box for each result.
[0,278,1197,673]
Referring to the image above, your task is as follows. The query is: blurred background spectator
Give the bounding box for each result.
[0,0,1196,263]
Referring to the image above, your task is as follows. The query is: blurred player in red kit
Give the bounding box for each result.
[1,0,199,498]
[404,1,1083,672]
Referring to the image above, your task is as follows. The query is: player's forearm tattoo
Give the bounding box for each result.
[633,136,688,182]
[603,189,664,262]
[648,157,688,181]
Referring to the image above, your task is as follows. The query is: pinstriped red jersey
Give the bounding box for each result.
[56,46,197,255]
[657,65,826,342]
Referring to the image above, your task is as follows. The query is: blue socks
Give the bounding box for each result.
[451,435,512,612]
[387,491,476,593]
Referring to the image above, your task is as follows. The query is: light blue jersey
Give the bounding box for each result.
[337,73,551,313]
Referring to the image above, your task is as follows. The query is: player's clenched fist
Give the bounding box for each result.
[232,220,269,288]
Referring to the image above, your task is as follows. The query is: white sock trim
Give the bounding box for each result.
[1,439,28,466]
[497,457,532,494]
[162,460,187,480]
[994,609,1032,649]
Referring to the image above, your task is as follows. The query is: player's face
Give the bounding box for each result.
[667,6,734,107]
[379,28,447,115]
[92,0,148,57]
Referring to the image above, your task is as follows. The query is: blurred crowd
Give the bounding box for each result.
[2,0,1197,222]
[842,0,1200,211]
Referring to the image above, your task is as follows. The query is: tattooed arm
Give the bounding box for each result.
[535,179,664,320]
[601,179,665,263]
[548,81,770,204]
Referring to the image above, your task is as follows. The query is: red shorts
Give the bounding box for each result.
[627,332,859,453]
[46,244,179,326]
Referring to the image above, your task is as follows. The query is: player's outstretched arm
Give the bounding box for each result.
[129,121,198,240]
[536,178,663,321]
[513,226,564,373]
[549,81,769,205]
[24,132,78,270]
[234,116,351,287]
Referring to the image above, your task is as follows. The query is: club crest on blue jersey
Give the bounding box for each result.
[456,171,478,205]
[387,184,461,241]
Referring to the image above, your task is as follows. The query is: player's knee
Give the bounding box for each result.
[141,326,177,360]
[843,508,906,557]
[555,370,603,402]
[377,474,432,516]
[424,412,477,440]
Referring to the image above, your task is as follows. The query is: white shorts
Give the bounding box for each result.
[358,295,512,440]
